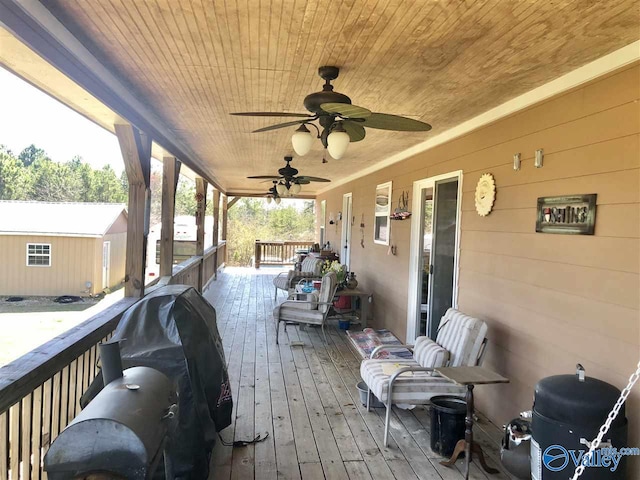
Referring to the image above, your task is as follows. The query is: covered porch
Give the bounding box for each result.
[0,1,638,479]
[206,267,512,480]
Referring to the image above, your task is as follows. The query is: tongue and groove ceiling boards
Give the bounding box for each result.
[34,0,640,194]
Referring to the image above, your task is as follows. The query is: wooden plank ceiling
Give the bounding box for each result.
[43,0,640,195]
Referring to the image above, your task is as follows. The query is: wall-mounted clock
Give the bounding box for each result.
[474,173,496,216]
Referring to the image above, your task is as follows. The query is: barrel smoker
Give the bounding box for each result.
[44,342,178,479]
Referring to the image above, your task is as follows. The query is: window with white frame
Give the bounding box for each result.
[26,243,51,267]
[374,181,392,245]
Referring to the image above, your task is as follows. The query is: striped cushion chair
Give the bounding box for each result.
[273,271,338,344]
[360,308,488,446]
[272,256,325,300]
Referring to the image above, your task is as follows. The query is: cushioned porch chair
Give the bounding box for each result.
[360,308,488,447]
[273,271,338,344]
[272,256,325,301]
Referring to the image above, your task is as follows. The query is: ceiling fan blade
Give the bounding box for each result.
[362,113,432,131]
[247,175,282,180]
[297,176,331,183]
[231,112,312,118]
[343,120,366,142]
[320,102,371,118]
[296,179,311,185]
[252,119,309,133]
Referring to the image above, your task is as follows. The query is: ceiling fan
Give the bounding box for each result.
[231,66,432,160]
[263,181,281,205]
[248,156,330,197]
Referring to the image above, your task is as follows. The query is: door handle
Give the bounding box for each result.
[429,264,434,274]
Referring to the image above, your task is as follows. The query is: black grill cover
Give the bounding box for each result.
[82,285,232,479]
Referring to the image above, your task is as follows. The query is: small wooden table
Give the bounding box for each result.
[435,366,509,480]
[334,288,372,328]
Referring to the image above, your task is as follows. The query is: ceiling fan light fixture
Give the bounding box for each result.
[274,196,281,205]
[266,196,273,204]
[290,182,302,195]
[291,124,314,156]
[327,122,350,159]
[276,182,287,196]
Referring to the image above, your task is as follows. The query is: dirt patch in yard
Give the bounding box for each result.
[0,295,100,314]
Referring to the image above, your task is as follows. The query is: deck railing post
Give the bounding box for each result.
[255,240,261,269]
[115,124,151,298]
[160,157,181,277]
[195,177,207,292]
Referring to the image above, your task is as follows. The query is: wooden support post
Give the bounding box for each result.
[195,177,207,291]
[115,124,151,298]
[160,157,181,277]
[222,194,228,264]
[212,190,220,279]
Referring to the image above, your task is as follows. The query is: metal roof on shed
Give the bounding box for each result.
[0,201,127,237]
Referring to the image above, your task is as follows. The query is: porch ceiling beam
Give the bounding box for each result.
[115,123,151,298]
[0,0,224,192]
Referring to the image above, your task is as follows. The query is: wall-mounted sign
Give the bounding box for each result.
[536,194,596,235]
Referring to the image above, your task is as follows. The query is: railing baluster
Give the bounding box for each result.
[49,373,60,449]
[9,403,19,480]
[30,388,41,480]
[40,380,51,480]
[74,358,83,418]
[0,410,8,480]
[20,395,32,480]
[59,366,69,433]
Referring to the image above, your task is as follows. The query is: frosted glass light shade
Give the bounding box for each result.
[266,196,272,204]
[276,183,287,196]
[292,125,313,156]
[290,182,302,195]
[327,130,350,159]
[274,197,281,205]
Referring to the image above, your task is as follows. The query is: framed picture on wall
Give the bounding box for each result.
[374,181,392,245]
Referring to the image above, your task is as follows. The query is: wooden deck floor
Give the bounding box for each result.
[206,267,517,480]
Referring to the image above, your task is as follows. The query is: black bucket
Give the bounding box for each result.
[430,396,466,457]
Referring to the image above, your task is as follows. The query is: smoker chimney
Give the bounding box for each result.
[99,340,123,386]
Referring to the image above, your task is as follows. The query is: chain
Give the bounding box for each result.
[570,360,640,480]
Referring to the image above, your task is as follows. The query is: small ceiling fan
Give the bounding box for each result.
[247,156,330,197]
[231,66,431,160]
[264,181,281,204]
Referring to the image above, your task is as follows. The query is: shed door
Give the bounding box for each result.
[102,241,111,289]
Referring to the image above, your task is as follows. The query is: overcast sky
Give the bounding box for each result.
[0,67,124,174]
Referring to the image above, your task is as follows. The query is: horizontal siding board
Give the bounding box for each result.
[460,229,640,273]
[459,272,640,347]
[461,167,640,211]
[459,250,640,310]
[462,203,640,238]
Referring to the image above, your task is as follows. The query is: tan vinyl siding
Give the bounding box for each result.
[0,235,99,296]
[318,63,640,470]
[103,232,126,289]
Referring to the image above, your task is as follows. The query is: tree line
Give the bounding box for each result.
[0,143,316,267]
[0,144,127,203]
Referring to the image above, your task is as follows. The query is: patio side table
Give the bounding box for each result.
[434,366,509,480]
[334,288,372,328]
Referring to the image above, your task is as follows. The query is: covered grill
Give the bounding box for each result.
[44,366,176,479]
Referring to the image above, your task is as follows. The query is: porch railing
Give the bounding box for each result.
[168,241,226,290]
[0,298,136,480]
[0,242,226,479]
[254,240,314,268]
